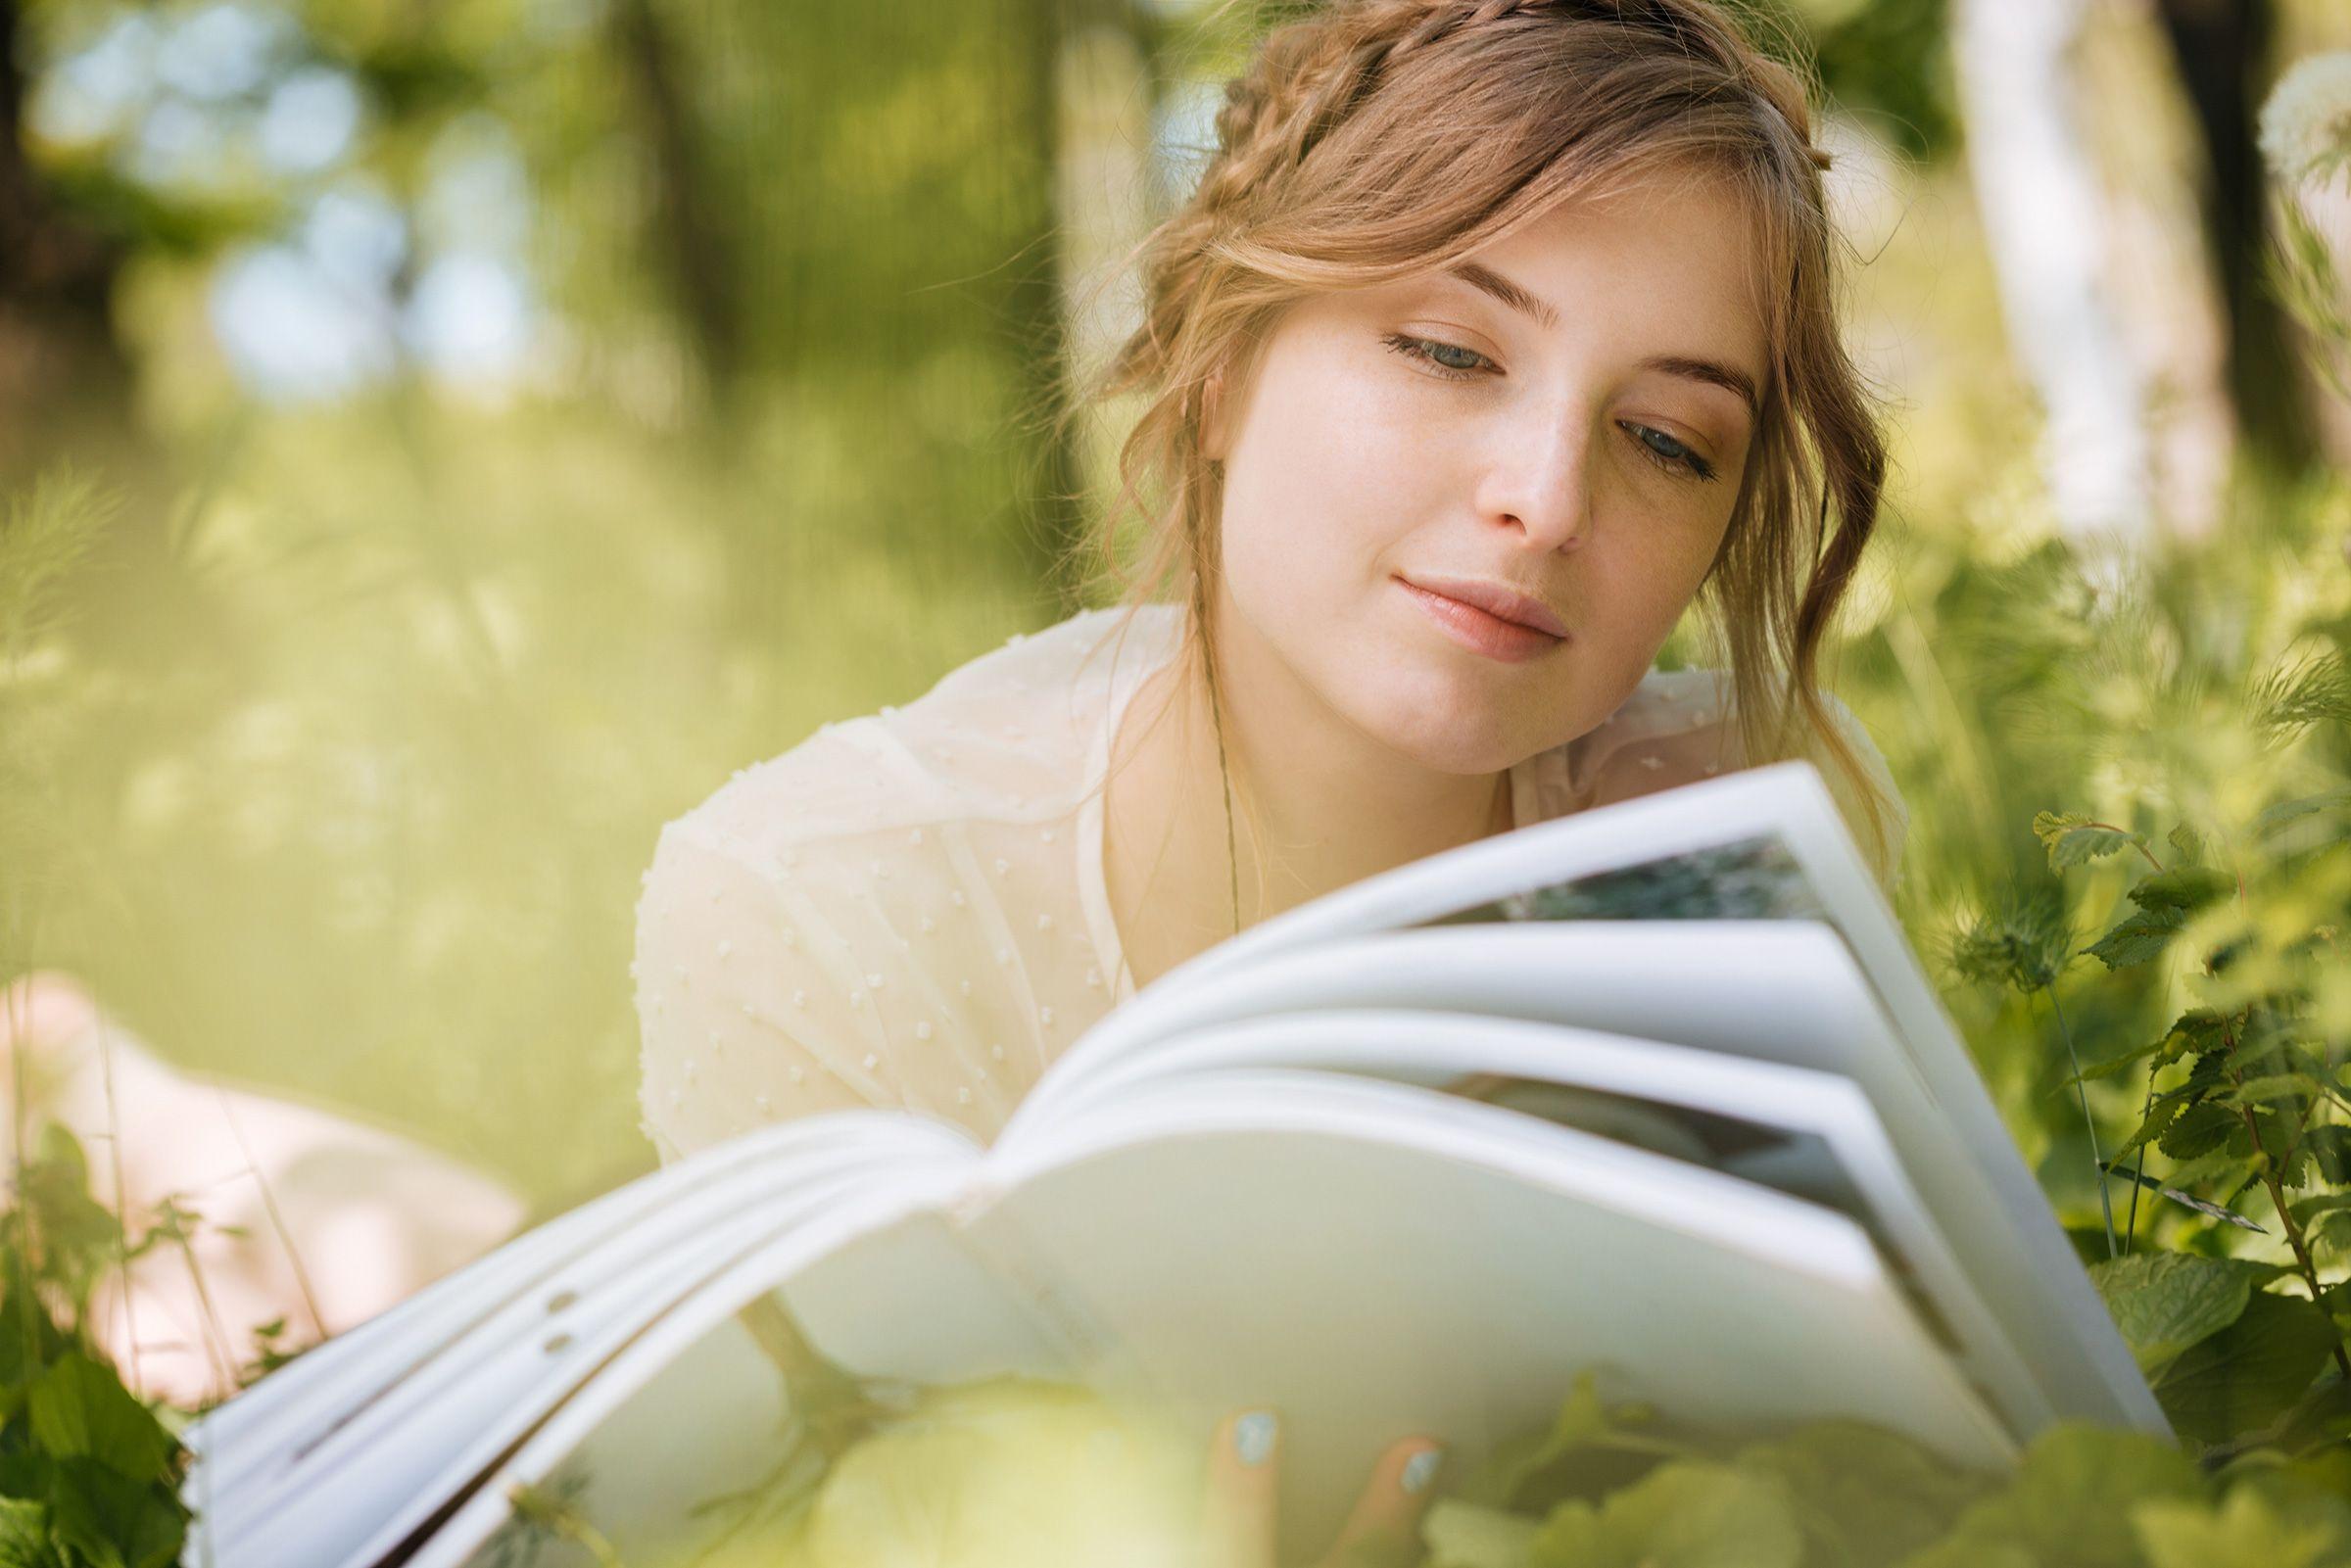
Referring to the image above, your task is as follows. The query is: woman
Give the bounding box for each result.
[634,0,1907,1559]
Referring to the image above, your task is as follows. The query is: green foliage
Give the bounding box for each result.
[0,1128,195,1568]
[1415,1382,2351,1568]
[2091,1254,2286,1370]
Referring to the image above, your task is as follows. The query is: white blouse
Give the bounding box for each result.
[632,601,1906,1161]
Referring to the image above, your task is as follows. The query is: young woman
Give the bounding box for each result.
[633,0,1908,1557]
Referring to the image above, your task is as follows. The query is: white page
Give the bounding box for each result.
[1029,1006,2054,1435]
[345,1070,2011,1568]
[400,1159,1015,1568]
[1065,760,2160,1431]
[186,1120,977,1568]
[1009,921,2136,1431]
[189,1110,971,1485]
[967,1069,2014,1552]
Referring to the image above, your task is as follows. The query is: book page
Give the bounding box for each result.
[1023,1004,2053,1437]
[189,1117,978,1568]
[1018,763,2163,1434]
[969,1070,2014,1552]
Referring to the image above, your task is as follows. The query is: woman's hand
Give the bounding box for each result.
[1198,1406,1444,1568]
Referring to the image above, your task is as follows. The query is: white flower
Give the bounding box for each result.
[2260,51,2351,187]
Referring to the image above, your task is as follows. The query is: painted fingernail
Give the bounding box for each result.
[1400,1446,1444,1496]
[1233,1409,1277,1466]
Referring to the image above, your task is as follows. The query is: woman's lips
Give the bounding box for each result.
[1395,577,1566,663]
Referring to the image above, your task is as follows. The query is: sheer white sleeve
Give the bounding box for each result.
[632,824,903,1165]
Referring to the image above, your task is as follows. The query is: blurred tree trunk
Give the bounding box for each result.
[611,0,746,426]
[2148,0,2319,479]
[1952,0,2154,546]
[0,0,145,485]
[1008,0,1094,608]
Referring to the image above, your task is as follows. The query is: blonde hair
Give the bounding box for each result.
[1058,0,1896,927]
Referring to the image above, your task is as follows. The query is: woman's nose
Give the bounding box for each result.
[1477,416,1593,552]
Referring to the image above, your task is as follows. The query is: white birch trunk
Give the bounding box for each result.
[1952,0,2155,558]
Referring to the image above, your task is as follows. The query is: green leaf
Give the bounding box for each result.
[1528,1461,1802,1568]
[2089,1254,2274,1370]
[1923,1425,2201,1568]
[0,1497,57,1568]
[2167,823,2207,867]
[1732,1420,1990,1568]
[1464,1370,1685,1509]
[2257,789,2351,850]
[1423,1499,1543,1568]
[2308,1211,2351,1259]
[2087,908,2185,971]
[2257,790,2351,839]
[2074,1011,2221,1085]
[2301,1125,2351,1184]
[2215,1072,2324,1108]
[25,1354,176,1485]
[2034,812,2143,871]
[2133,1481,2351,1568]
[2152,1291,2342,1444]
[2158,1102,2239,1162]
[2114,1098,2184,1161]
[2130,867,2234,914]
[44,1458,185,1568]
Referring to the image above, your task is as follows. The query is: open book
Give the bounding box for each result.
[177,761,2166,1568]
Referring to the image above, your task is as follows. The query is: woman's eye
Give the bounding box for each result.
[1381,333,1491,381]
[1624,423,1717,484]
[1381,332,1720,485]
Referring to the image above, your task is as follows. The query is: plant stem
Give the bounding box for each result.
[2048,984,2117,1258]
[2126,1065,2156,1255]
[2220,1010,2351,1381]
[2080,820,2167,875]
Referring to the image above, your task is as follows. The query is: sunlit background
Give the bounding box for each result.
[3,0,2348,1237]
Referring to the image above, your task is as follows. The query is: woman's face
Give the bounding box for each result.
[1203,164,1770,776]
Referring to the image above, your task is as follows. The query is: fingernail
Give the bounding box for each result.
[1233,1409,1277,1466]
[1400,1445,1444,1496]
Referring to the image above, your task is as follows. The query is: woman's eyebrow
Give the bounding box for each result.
[1444,261,1760,415]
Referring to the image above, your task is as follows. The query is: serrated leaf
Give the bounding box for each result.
[2153,1290,2342,1443]
[2303,1125,2351,1184]
[2129,867,2234,914]
[2034,812,2143,871]
[2159,1101,2240,1162]
[2258,790,2351,837]
[2115,1097,2184,1160]
[2087,908,2185,971]
[2170,1009,2231,1052]
[2090,1253,2271,1369]
[2215,1072,2323,1108]
[2308,1208,2351,1259]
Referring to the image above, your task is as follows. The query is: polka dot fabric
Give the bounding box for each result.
[633,602,1907,1162]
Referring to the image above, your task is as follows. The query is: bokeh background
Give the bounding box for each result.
[2,0,2348,1237]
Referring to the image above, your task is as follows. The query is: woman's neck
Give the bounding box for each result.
[1102,606,1513,993]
